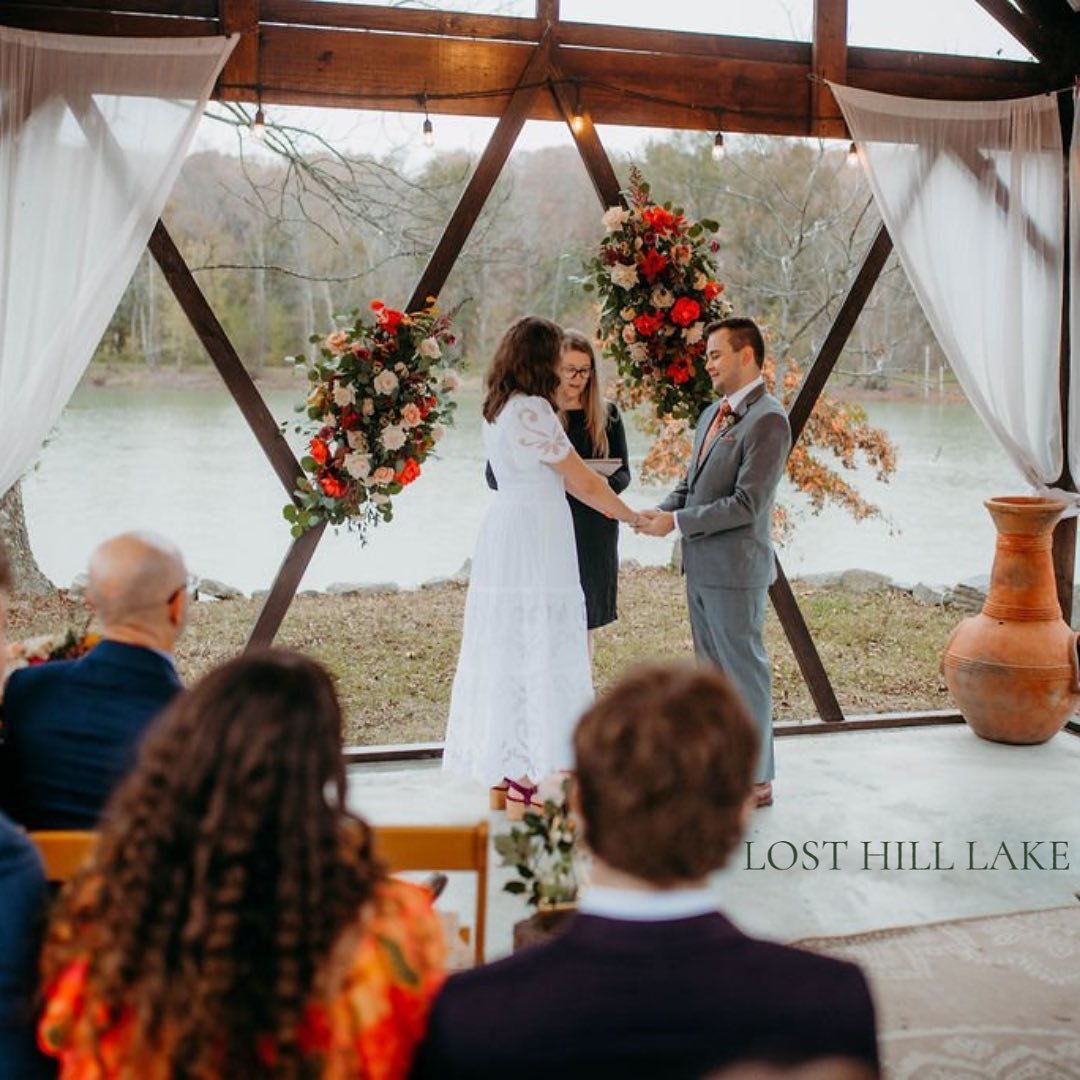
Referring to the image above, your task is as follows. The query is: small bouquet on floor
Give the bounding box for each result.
[285,299,459,541]
[494,774,581,910]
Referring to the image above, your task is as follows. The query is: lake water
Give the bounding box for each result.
[22,382,1019,593]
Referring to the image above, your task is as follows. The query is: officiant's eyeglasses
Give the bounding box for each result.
[561,365,592,380]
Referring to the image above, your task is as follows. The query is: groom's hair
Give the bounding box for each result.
[573,662,758,883]
[482,315,563,422]
[705,317,765,368]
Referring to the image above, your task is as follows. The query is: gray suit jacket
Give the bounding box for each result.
[659,384,791,589]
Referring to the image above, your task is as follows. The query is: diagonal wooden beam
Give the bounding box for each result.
[973,0,1059,63]
[547,62,624,208]
[769,561,843,722]
[147,221,321,649]
[787,223,893,444]
[407,31,554,310]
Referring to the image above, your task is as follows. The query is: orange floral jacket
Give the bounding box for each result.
[38,878,446,1079]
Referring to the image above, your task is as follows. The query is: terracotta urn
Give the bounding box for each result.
[942,496,1080,744]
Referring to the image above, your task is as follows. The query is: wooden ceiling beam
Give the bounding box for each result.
[219,0,259,101]
[812,0,848,139]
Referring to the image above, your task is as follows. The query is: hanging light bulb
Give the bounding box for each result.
[421,93,435,148]
[251,105,266,142]
[570,83,585,135]
[711,131,725,161]
[846,140,859,167]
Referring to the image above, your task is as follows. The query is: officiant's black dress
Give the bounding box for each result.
[485,402,630,628]
[563,404,631,629]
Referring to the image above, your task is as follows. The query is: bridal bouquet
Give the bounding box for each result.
[285,300,458,540]
[583,167,730,422]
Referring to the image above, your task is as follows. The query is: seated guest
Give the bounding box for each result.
[38,649,445,1078]
[0,543,55,1077]
[413,663,880,1080]
[1,531,187,828]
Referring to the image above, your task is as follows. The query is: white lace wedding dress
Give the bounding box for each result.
[443,394,593,785]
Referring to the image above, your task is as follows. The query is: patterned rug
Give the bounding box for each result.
[794,905,1080,1079]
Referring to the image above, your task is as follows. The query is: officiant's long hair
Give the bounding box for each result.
[42,649,382,1078]
[561,328,610,458]
[482,314,563,422]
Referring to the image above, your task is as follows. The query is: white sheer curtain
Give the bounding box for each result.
[0,28,235,497]
[831,83,1066,495]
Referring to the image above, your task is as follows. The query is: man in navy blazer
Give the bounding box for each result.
[0,532,187,829]
[412,665,879,1080]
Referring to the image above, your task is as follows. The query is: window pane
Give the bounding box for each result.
[561,0,814,42]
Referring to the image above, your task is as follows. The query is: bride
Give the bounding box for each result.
[443,316,640,817]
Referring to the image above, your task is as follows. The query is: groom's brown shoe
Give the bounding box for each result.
[753,782,773,808]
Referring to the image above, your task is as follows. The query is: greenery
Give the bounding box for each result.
[7,567,959,746]
[493,775,579,909]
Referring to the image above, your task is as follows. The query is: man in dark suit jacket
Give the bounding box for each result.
[638,317,791,807]
[412,665,879,1080]
[0,532,187,829]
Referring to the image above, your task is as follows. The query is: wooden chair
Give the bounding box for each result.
[31,822,491,964]
[29,829,96,883]
[374,822,489,965]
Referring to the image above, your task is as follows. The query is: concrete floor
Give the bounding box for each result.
[346,724,1080,962]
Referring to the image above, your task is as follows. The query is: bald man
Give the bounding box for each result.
[0,532,187,828]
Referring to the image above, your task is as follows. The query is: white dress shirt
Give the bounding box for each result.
[578,883,719,922]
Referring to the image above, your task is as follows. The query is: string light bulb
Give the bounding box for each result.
[846,140,859,167]
[712,131,725,160]
[251,105,266,142]
[421,94,434,148]
[570,83,585,135]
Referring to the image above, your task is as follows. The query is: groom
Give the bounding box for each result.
[637,317,790,806]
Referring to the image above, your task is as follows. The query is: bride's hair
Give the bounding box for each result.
[482,315,563,422]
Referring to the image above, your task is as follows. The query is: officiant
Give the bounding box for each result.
[485,329,630,657]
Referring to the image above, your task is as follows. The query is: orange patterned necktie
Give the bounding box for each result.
[697,399,733,465]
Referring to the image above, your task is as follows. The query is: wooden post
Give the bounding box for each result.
[218,0,260,95]
[811,0,848,139]
[1052,89,1075,623]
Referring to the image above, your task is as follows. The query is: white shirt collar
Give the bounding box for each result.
[578,884,718,922]
[725,374,764,415]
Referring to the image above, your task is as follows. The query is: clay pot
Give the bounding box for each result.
[942,496,1080,744]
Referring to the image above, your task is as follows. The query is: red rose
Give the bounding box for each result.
[309,438,329,465]
[666,359,693,384]
[339,408,359,430]
[638,248,668,279]
[376,306,405,333]
[370,299,385,311]
[670,297,701,327]
[633,312,665,338]
[319,472,347,498]
[395,458,421,486]
[703,281,724,301]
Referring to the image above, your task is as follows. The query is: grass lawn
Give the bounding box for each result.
[7,567,959,745]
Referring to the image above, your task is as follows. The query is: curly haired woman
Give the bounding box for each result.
[37,650,445,1079]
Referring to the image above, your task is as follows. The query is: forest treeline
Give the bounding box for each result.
[95,129,944,385]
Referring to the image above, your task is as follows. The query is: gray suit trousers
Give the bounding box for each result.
[686,580,775,782]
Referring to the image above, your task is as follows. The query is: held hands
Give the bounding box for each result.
[628,509,675,537]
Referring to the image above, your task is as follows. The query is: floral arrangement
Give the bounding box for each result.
[493,775,581,910]
[583,167,731,423]
[7,625,100,671]
[285,300,459,540]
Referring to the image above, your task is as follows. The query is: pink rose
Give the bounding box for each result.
[401,402,422,427]
[372,466,395,485]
